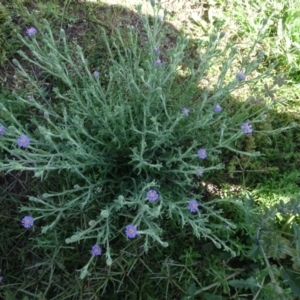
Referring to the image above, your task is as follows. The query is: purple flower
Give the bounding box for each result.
[182,107,190,117]
[197,148,207,159]
[26,27,37,37]
[213,104,222,112]
[154,59,162,66]
[236,71,246,81]
[125,224,137,239]
[91,245,102,256]
[0,276,3,282]
[147,190,159,202]
[21,216,34,228]
[241,122,253,134]
[196,167,204,177]
[0,125,5,136]
[154,47,160,53]
[17,135,30,148]
[188,200,199,213]
[93,70,100,77]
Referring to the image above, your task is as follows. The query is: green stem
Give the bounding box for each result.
[282,215,295,232]
[256,227,285,299]
[194,269,245,295]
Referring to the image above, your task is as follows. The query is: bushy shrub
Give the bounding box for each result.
[0,2,293,297]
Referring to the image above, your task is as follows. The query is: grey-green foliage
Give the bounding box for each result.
[0,3,282,279]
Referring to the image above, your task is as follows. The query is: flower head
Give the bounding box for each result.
[219,31,226,39]
[125,224,137,239]
[196,167,204,177]
[91,245,102,256]
[197,148,207,159]
[213,104,222,112]
[154,59,162,66]
[236,71,246,81]
[182,107,190,117]
[154,47,160,53]
[0,125,5,136]
[26,27,37,37]
[17,135,30,148]
[93,70,100,77]
[89,220,96,227]
[21,216,34,228]
[241,122,253,134]
[188,200,199,213]
[147,190,159,202]
[0,276,3,282]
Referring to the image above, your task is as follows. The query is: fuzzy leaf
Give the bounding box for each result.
[228,277,257,290]
[280,267,300,296]
[203,293,222,300]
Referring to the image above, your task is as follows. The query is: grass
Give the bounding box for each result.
[0,0,300,299]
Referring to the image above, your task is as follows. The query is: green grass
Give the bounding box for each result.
[1,0,300,299]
